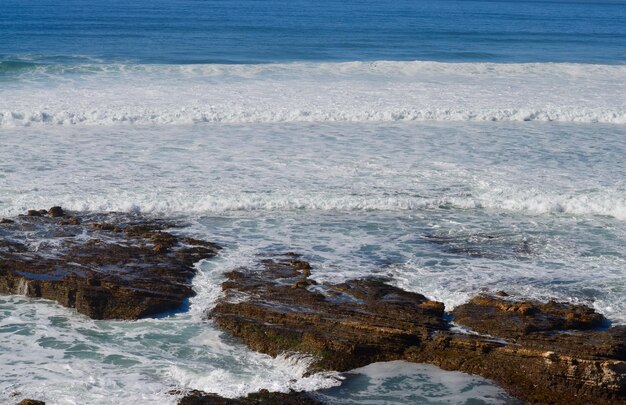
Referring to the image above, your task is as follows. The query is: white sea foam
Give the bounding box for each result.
[1,61,624,127]
[1,111,625,403]
[167,353,342,399]
[318,360,514,404]
[2,188,624,220]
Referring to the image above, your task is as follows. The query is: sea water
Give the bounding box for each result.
[1,0,625,404]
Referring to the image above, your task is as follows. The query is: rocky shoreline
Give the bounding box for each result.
[0,208,220,319]
[2,210,624,404]
[210,254,625,404]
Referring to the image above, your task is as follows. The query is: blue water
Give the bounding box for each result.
[1,0,625,64]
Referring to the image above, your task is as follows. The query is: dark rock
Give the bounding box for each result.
[424,232,534,259]
[1,218,15,223]
[452,295,605,339]
[212,254,448,372]
[0,209,221,320]
[290,259,312,276]
[15,400,45,405]
[182,237,222,251]
[48,206,64,217]
[178,389,323,405]
[91,222,117,231]
[26,210,41,217]
[58,216,80,226]
[210,255,626,404]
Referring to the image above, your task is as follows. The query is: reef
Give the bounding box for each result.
[210,254,626,405]
[178,389,323,405]
[0,208,220,320]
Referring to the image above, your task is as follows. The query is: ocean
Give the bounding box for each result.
[1,0,625,403]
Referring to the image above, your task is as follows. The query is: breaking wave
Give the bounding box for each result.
[1,60,624,127]
[3,189,625,220]
[1,107,624,126]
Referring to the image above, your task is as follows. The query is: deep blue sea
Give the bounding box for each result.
[1,1,625,404]
[1,0,626,64]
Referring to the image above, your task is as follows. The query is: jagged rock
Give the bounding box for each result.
[209,255,626,404]
[212,254,448,371]
[451,295,606,339]
[0,209,221,319]
[58,216,80,225]
[15,400,45,405]
[48,206,64,217]
[178,389,323,405]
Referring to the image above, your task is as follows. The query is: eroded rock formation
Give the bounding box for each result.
[0,208,220,319]
[178,389,323,405]
[210,254,626,404]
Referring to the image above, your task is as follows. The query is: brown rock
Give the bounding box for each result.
[211,254,447,372]
[290,259,312,277]
[48,206,65,217]
[178,389,323,405]
[0,211,220,319]
[15,400,45,405]
[209,255,626,404]
[91,222,116,231]
[182,237,223,251]
[59,216,81,226]
[26,210,41,217]
[452,295,606,339]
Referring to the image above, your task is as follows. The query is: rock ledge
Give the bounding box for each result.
[210,254,625,404]
[0,208,220,319]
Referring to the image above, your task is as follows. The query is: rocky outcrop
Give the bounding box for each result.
[210,254,626,404]
[0,208,220,319]
[452,295,606,339]
[178,389,323,405]
[213,254,445,372]
[15,400,45,405]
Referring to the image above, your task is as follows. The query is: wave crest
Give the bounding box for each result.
[4,190,625,220]
[1,107,625,126]
[1,60,624,127]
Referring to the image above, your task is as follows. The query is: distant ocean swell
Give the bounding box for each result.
[1,61,624,127]
[3,189,625,220]
[2,107,625,126]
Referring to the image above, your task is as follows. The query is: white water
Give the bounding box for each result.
[318,361,515,404]
[1,64,625,404]
[1,61,625,127]
[0,252,343,404]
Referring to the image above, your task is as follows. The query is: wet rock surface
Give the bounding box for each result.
[0,208,220,319]
[178,389,323,405]
[212,253,446,372]
[210,254,626,404]
[452,295,606,339]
